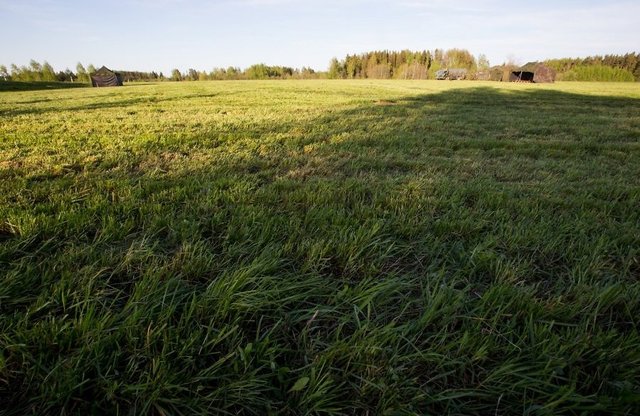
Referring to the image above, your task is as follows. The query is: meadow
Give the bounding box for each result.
[1,80,639,415]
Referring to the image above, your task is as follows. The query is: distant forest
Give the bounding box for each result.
[327,50,640,82]
[2,50,639,83]
[0,61,319,83]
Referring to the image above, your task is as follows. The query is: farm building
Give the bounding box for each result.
[475,71,491,81]
[90,66,123,87]
[435,68,468,80]
[510,70,535,82]
[510,62,556,83]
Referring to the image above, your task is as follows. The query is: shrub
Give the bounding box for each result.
[559,65,635,82]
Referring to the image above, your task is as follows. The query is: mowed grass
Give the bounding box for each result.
[1,80,640,415]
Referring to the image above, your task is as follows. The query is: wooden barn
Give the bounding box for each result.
[510,63,556,83]
[91,66,123,87]
[435,68,468,80]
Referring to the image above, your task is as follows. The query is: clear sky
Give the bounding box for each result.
[1,0,638,74]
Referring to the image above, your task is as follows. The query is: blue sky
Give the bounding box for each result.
[1,0,638,74]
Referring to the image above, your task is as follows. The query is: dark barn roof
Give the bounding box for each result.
[91,66,123,87]
[510,62,556,83]
[510,71,535,82]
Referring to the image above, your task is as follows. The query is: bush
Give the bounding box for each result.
[559,65,635,82]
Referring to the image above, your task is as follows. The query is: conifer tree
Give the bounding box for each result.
[171,69,182,81]
[76,63,90,83]
[42,61,57,81]
[328,58,343,79]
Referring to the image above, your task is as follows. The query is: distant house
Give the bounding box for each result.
[475,71,491,81]
[510,70,535,82]
[435,68,468,80]
[90,66,123,87]
[510,63,556,83]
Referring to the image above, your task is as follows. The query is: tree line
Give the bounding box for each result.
[0,61,166,83]
[169,65,319,81]
[2,52,639,84]
[327,49,489,80]
[544,53,640,81]
[327,50,639,82]
[0,61,321,83]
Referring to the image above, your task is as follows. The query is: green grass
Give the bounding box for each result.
[1,80,640,415]
[0,80,89,92]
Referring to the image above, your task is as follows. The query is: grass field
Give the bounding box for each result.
[1,80,640,415]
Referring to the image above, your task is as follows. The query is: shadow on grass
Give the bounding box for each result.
[3,86,640,295]
[1,85,640,415]
[1,90,225,116]
[0,80,90,92]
